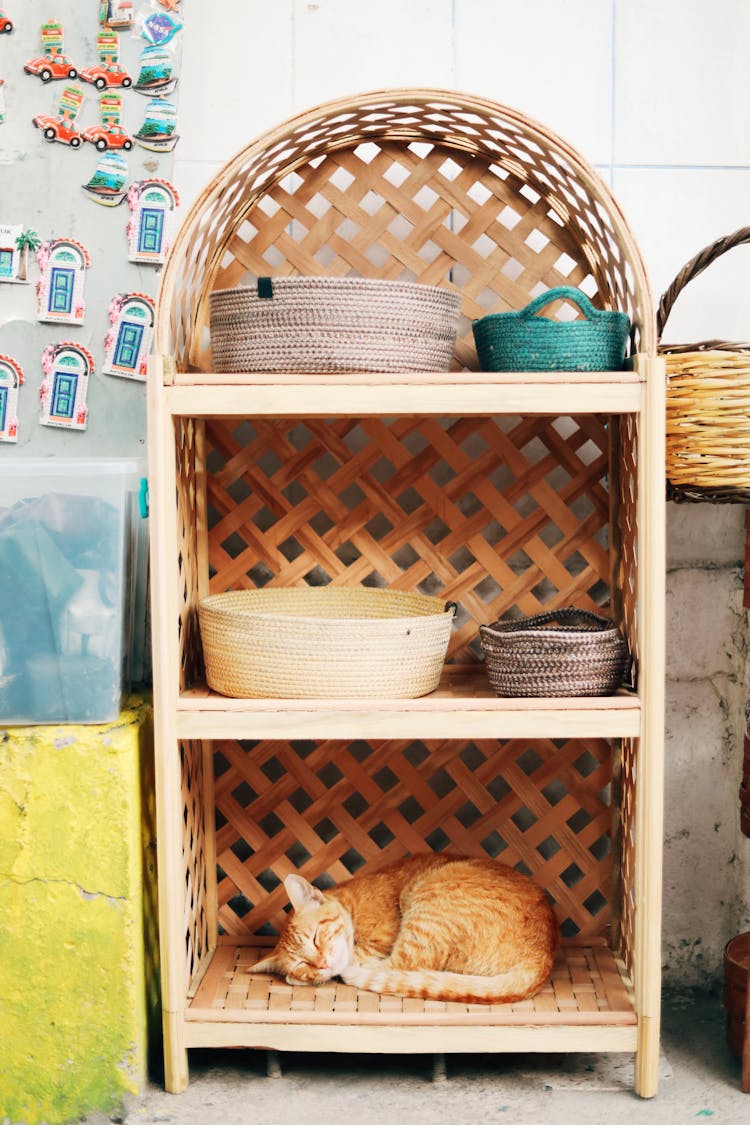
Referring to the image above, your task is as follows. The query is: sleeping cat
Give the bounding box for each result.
[249,853,558,1004]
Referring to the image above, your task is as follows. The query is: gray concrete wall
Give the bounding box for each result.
[664,505,750,985]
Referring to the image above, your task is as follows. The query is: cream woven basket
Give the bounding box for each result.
[198,587,456,699]
[209,276,461,373]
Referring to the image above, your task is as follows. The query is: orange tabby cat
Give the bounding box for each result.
[250,853,558,1004]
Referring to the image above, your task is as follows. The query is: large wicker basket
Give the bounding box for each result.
[209,276,461,373]
[659,226,750,502]
[479,609,631,697]
[198,587,456,699]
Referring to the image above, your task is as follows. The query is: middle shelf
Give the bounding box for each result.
[176,667,640,740]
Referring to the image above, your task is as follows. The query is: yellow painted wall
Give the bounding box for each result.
[0,698,158,1125]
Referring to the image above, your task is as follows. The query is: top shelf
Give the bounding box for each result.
[161,369,644,418]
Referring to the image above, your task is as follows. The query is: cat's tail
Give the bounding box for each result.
[339,960,552,1005]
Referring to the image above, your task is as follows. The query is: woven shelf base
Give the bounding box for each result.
[187,937,635,1026]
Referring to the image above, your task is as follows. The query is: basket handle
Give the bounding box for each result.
[481,608,614,634]
[657,226,750,339]
[519,286,602,322]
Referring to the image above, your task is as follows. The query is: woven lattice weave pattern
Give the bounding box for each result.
[202,413,617,669]
[155,90,653,371]
[181,740,210,992]
[211,735,613,940]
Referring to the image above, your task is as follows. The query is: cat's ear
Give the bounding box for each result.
[284,873,325,911]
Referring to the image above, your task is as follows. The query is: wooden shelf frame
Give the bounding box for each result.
[147,358,665,1096]
[158,364,644,419]
[147,89,665,1101]
[176,673,640,741]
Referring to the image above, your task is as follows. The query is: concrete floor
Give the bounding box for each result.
[95,987,748,1125]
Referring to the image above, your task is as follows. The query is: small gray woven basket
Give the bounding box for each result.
[209,276,462,373]
[479,608,631,697]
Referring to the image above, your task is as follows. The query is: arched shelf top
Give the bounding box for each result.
[156,88,654,370]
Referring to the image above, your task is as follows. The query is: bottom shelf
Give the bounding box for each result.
[183,937,638,1053]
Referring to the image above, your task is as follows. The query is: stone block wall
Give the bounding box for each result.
[0,699,158,1125]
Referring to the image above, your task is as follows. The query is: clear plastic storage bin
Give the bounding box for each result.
[0,458,146,724]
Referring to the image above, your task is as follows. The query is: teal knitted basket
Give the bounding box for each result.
[472,286,630,372]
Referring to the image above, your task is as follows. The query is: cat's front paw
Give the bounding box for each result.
[286,973,331,987]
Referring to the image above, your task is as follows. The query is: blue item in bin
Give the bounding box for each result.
[139,477,149,518]
[0,484,127,723]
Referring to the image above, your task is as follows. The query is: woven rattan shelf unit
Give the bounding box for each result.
[148,89,665,1097]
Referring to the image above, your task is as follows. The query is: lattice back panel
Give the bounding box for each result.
[194,413,616,668]
[617,736,638,977]
[175,417,202,692]
[181,738,209,991]
[609,413,639,673]
[156,90,653,367]
[199,142,600,374]
[210,736,614,941]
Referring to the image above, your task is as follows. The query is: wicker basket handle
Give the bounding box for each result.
[657,226,750,339]
[519,286,602,322]
[480,608,614,635]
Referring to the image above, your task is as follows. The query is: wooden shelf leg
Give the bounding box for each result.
[148,357,192,1096]
[163,1008,189,1093]
[431,1053,447,1083]
[633,353,666,1100]
[266,1049,283,1079]
[635,1014,660,1099]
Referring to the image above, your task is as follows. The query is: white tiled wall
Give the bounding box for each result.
[175,0,750,337]
[292,0,454,109]
[614,0,750,168]
[454,0,614,166]
[614,169,750,341]
[173,0,750,984]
